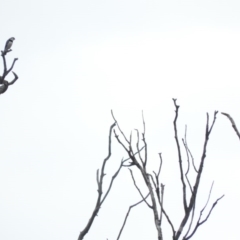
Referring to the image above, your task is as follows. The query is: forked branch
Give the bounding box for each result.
[116,193,150,240]
[173,98,188,213]
[111,101,223,240]
[175,111,219,240]
[184,182,224,239]
[0,42,19,95]
[78,123,124,240]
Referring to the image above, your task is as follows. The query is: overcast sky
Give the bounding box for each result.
[0,0,240,239]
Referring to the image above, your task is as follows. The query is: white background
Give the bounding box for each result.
[0,0,240,239]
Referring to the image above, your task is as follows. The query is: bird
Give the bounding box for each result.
[4,37,15,54]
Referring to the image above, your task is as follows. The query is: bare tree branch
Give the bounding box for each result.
[101,159,123,205]
[116,193,150,240]
[114,129,130,155]
[0,72,18,94]
[149,173,157,192]
[122,145,145,166]
[112,101,222,240]
[159,184,164,225]
[182,129,198,173]
[156,153,163,178]
[183,201,196,239]
[175,111,218,240]
[0,42,19,95]
[142,111,148,169]
[113,118,163,239]
[135,129,144,166]
[113,128,142,170]
[158,185,176,238]
[78,122,122,240]
[79,121,148,240]
[173,98,188,213]
[129,169,152,209]
[185,183,224,240]
[153,153,163,213]
[6,58,18,76]
[182,126,193,193]
[222,112,240,141]
[111,110,130,144]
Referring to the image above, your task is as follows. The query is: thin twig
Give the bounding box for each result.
[222,112,240,141]
[186,141,198,173]
[129,169,152,209]
[142,111,148,169]
[182,129,193,193]
[151,153,163,225]
[116,193,150,240]
[111,110,130,144]
[185,192,224,240]
[101,160,124,204]
[135,129,144,166]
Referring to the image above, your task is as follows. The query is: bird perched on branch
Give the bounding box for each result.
[4,37,15,54]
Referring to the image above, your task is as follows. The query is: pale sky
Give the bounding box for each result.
[0,0,240,239]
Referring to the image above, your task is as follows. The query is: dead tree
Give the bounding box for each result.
[112,99,224,240]
[78,100,224,240]
[0,38,19,95]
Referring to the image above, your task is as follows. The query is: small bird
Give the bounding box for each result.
[4,37,15,54]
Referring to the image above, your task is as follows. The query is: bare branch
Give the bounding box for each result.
[184,137,198,173]
[0,41,19,94]
[8,71,18,85]
[122,146,145,165]
[175,111,218,240]
[129,169,152,209]
[153,153,163,211]
[183,201,196,239]
[116,193,150,240]
[6,58,18,75]
[114,129,142,170]
[111,110,130,144]
[113,104,222,240]
[156,153,163,178]
[149,172,175,236]
[101,159,123,204]
[202,182,214,214]
[182,138,193,193]
[96,169,100,185]
[114,111,176,240]
[222,112,240,141]
[159,190,176,238]
[1,51,7,80]
[185,191,224,240]
[159,184,164,225]
[154,176,175,238]
[182,126,194,194]
[0,71,18,95]
[150,173,157,190]
[78,122,121,240]
[135,129,144,166]
[142,111,148,168]
[114,129,129,154]
[172,98,188,213]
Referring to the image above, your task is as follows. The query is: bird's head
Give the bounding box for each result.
[10,37,15,41]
